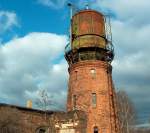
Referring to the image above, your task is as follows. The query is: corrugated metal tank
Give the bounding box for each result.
[71,10,106,50]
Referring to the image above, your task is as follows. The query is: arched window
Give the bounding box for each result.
[90,69,96,79]
[36,127,48,133]
[39,129,46,133]
[75,71,78,80]
[94,126,98,133]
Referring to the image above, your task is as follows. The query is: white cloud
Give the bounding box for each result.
[92,0,150,89]
[0,11,18,34]
[92,0,150,123]
[38,0,67,9]
[93,0,150,26]
[0,32,68,109]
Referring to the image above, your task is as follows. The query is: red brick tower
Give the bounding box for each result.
[65,6,119,133]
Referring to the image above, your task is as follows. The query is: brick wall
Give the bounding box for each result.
[67,60,117,133]
[0,105,87,133]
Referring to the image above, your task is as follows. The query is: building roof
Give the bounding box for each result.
[0,103,60,115]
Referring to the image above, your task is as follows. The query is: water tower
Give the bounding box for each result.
[65,3,119,133]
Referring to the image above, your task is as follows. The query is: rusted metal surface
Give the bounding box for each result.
[71,10,106,49]
[72,10,105,36]
[72,35,105,49]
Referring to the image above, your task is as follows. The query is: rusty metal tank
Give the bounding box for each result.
[71,10,106,50]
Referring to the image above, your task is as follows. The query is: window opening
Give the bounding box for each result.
[39,129,46,133]
[75,71,78,80]
[90,69,96,79]
[73,95,77,110]
[36,127,47,133]
[36,128,46,133]
[94,126,98,133]
[92,93,97,107]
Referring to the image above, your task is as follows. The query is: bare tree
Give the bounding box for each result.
[35,89,53,112]
[131,128,150,133]
[116,90,137,133]
[35,89,56,133]
[0,107,22,133]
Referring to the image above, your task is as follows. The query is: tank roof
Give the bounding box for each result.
[73,9,104,17]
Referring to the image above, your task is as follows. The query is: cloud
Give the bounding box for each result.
[92,0,150,123]
[88,0,150,122]
[93,0,150,26]
[38,0,67,9]
[0,11,19,34]
[0,32,68,110]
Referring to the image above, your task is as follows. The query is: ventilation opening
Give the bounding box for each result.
[94,126,98,133]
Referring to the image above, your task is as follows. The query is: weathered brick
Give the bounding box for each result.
[67,60,118,133]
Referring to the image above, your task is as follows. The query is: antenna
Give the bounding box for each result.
[67,2,74,49]
[67,2,73,19]
[67,2,80,17]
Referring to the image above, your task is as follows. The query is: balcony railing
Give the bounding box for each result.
[65,43,71,54]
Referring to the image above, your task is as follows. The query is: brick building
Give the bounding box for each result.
[0,6,119,133]
[0,103,87,133]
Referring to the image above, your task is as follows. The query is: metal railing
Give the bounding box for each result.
[65,43,71,54]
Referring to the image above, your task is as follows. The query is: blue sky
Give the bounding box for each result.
[0,0,70,42]
[0,0,150,125]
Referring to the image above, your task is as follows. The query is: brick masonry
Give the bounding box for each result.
[67,60,118,133]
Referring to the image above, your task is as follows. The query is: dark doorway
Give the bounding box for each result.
[94,126,98,133]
